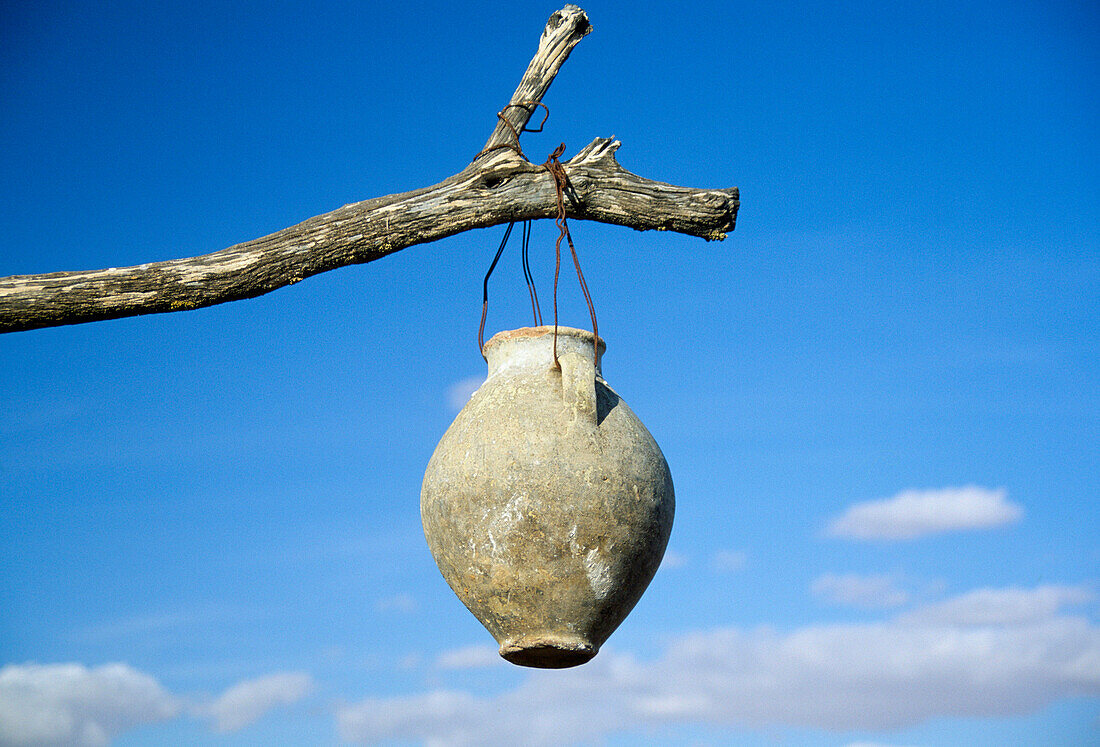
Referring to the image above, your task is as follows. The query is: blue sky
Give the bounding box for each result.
[1,0,1098,744]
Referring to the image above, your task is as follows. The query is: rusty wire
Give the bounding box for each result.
[474,101,550,161]
[521,220,543,327]
[478,222,514,357]
[479,220,543,359]
[543,143,599,369]
[475,102,598,368]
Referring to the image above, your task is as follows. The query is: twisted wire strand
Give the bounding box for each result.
[542,144,599,368]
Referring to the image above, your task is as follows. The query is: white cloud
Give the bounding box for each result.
[710,549,747,573]
[812,573,910,609]
[436,645,502,670]
[336,584,1100,745]
[198,672,314,733]
[660,550,689,569]
[446,376,485,411]
[0,662,180,746]
[826,486,1023,540]
[900,585,1093,626]
[0,664,315,745]
[338,690,486,747]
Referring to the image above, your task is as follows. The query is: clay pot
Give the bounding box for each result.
[421,326,674,668]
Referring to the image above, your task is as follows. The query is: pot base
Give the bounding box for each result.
[499,635,597,669]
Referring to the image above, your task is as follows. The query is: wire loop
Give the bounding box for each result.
[474,101,550,161]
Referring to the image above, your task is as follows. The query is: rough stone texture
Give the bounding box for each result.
[421,327,674,668]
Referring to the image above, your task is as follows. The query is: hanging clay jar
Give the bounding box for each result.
[421,326,674,668]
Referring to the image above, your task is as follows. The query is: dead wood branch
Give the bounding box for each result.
[0,5,738,333]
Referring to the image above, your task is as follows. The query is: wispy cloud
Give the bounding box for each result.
[0,664,314,746]
[74,604,248,643]
[660,550,689,569]
[709,549,747,573]
[375,593,418,614]
[826,486,1022,540]
[446,376,485,411]
[812,573,910,609]
[336,584,1100,745]
[899,585,1093,626]
[197,672,315,733]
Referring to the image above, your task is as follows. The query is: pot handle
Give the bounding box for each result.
[559,351,598,426]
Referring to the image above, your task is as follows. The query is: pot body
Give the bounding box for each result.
[421,326,674,668]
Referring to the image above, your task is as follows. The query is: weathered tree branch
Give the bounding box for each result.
[0,5,737,334]
[482,4,591,155]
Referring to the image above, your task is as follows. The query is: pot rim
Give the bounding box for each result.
[483,325,607,356]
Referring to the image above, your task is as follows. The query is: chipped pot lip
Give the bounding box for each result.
[483,325,607,356]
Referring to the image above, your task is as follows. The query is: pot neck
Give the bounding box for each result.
[483,326,605,377]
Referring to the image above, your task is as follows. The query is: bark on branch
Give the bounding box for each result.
[0,5,738,334]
